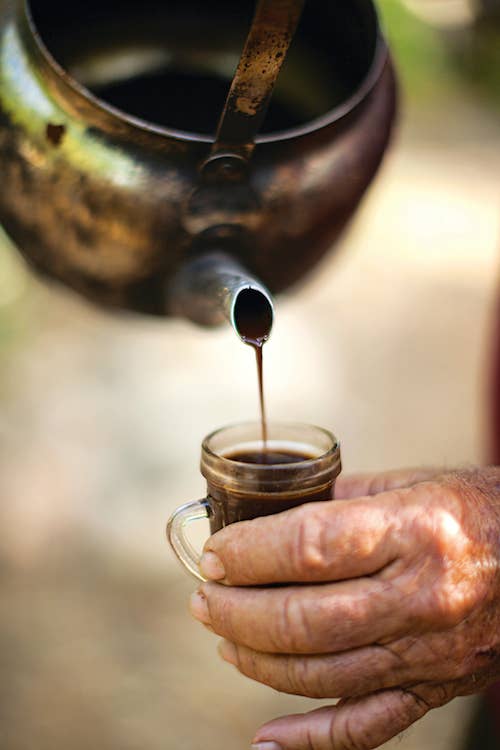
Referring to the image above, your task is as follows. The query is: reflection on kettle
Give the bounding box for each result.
[0,0,396,335]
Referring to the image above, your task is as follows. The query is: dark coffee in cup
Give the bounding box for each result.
[206,440,338,533]
[225,449,315,465]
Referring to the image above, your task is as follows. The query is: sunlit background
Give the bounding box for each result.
[1,1,499,748]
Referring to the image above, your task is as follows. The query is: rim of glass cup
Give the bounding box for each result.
[201,421,340,469]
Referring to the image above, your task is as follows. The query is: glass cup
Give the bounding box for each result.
[167,421,341,581]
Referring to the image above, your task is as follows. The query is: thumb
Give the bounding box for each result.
[335,467,444,500]
[252,684,453,750]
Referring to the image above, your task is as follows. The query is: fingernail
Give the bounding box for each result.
[251,743,282,750]
[218,640,238,666]
[189,590,211,625]
[200,551,226,581]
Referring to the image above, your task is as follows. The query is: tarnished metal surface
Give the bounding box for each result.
[212,0,305,160]
[0,0,397,318]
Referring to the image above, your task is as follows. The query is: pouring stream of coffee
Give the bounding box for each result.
[234,288,273,451]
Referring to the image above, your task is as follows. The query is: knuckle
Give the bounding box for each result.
[328,711,371,750]
[423,577,476,628]
[400,688,432,719]
[235,645,255,676]
[415,493,465,557]
[405,683,453,712]
[407,489,485,627]
[292,507,332,577]
[432,682,455,705]
[274,590,313,652]
[286,658,326,699]
[388,634,458,682]
[422,581,463,627]
[426,632,468,680]
[212,592,241,640]
[375,639,414,676]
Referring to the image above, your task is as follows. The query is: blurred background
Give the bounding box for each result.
[1,1,499,748]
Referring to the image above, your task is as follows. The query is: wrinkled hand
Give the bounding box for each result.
[189,467,500,750]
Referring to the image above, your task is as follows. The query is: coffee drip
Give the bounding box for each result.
[233,288,273,451]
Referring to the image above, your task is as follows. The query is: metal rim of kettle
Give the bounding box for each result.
[22,0,390,146]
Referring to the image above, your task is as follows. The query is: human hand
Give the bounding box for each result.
[189,467,500,750]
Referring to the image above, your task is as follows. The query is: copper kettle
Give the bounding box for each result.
[0,0,396,336]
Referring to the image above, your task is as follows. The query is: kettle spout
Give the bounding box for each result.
[166,252,274,342]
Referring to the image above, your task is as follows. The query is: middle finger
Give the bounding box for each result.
[192,578,417,654]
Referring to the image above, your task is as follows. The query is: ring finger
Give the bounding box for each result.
[217,639,458,699]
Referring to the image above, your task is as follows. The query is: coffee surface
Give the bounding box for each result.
[225,449,315,465]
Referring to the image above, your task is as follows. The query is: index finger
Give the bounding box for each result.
[335,467,443,500]
[200,491,404,585]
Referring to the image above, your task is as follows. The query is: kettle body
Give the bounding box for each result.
[0,0,396,316]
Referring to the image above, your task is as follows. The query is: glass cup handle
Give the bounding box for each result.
[166,499,211,582]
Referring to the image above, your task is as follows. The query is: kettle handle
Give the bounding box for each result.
[210,0,305,162]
